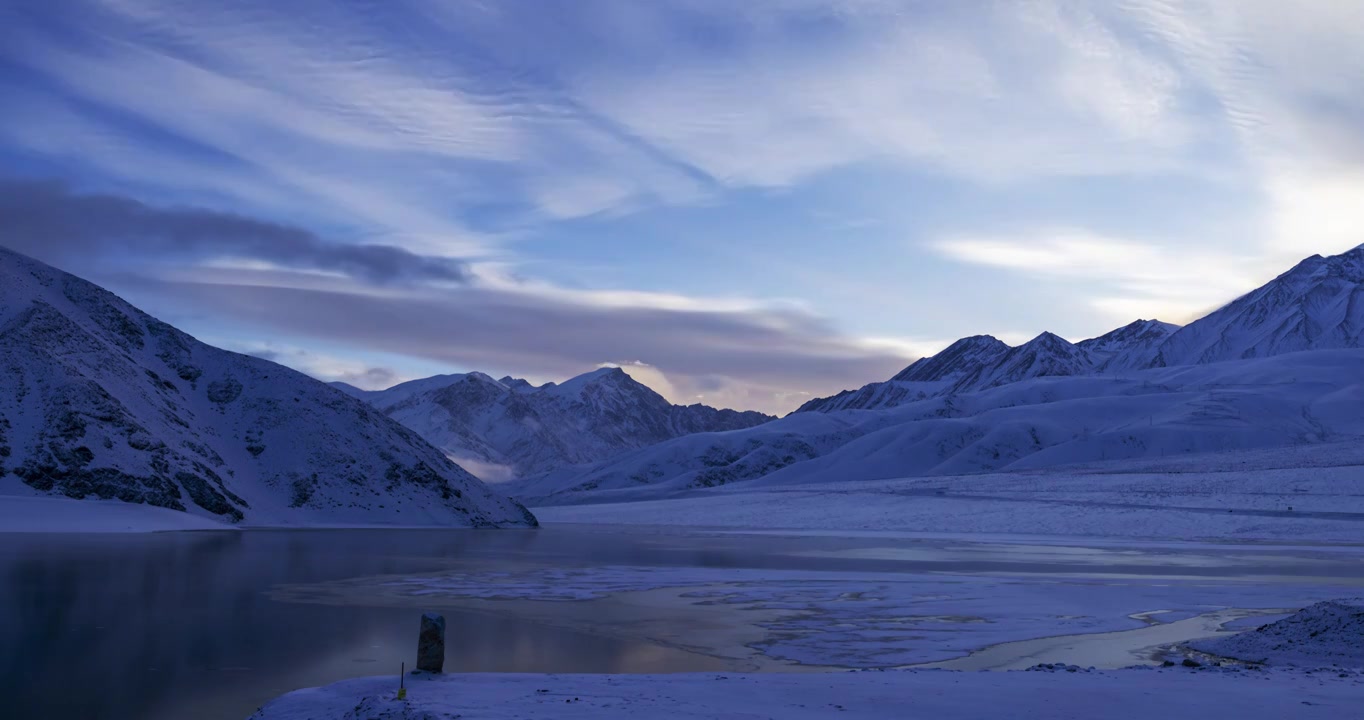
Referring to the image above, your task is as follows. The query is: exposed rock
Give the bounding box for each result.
[417,613,446,673]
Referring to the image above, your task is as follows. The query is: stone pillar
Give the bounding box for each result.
[417,612,446,673]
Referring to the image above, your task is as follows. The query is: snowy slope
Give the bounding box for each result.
[1189,600,1364,667]
[348,367,773,479]
[510,349,1364,504]
[0,247,536,528]
[1143,246,1364,368]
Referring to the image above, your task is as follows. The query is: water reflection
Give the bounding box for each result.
[0,530,727,720]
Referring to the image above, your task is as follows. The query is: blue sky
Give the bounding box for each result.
[1,0,1362,413]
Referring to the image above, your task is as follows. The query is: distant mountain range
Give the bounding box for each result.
[337,367,774,479]
[509,245,1364,505]
[795,323,1174,413]
[13,240,1364,520]
[0,247,536,528]
[799,247,1364,414]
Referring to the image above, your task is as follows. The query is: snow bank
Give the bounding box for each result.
[1190,599,1364,668]
[0,494,232,533]
[248,668,1363,720]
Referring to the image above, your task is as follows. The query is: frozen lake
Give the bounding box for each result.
[2,525,1360,720]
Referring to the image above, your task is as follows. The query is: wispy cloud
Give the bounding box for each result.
[0,180,470,285]
[933,230,1261,324]
[224,342,407,391]
[119,263,910,415]
[568,1,1198,187]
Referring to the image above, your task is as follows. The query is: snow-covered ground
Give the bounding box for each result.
[249,666,1364,720]
[1189,599,1364,667]
[0,494,232,533]
[533,458,1364,543]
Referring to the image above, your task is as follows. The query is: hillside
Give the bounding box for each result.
[0,247,536,528]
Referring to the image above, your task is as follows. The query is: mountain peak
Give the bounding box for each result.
[547,366,635,396]
[1079,318,1180,372]
[498,375,533,391]
[1024,331,1072,347]
[464,371,504,387]
[890,335,1010,384]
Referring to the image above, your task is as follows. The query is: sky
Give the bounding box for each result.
[1,0,1362,415]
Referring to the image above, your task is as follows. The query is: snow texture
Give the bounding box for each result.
[1190,600,1364,668]
[343,367,772,479]
[0,247,536,529]
[249,667,1364,720]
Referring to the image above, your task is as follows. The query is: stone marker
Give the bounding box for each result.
[417,612,446,673]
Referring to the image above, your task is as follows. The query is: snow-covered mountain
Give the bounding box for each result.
[1143,247,1364,368]
[797,336,1010,412]
[0,247,537,528]
[510,348,1364,505]
[509,245,1364,506]
[1078,319,1179,371]
[971,332,1096,391]
[796,332,1102,413]
[345,367,773,479]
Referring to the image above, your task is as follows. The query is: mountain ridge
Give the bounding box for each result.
[347,366,775,479]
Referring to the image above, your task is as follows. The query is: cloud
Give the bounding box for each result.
[933,230,1263,324]
[217,341,406,390]
[0,181,913,412]
[0,180,470,285]
[598,361,682,403]
[567,1,1197,187]
[1118,0,1364,260]
[111,263,911,415]
[929,2,1364,325]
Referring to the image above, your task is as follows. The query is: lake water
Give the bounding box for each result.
[2,526,1360,720]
